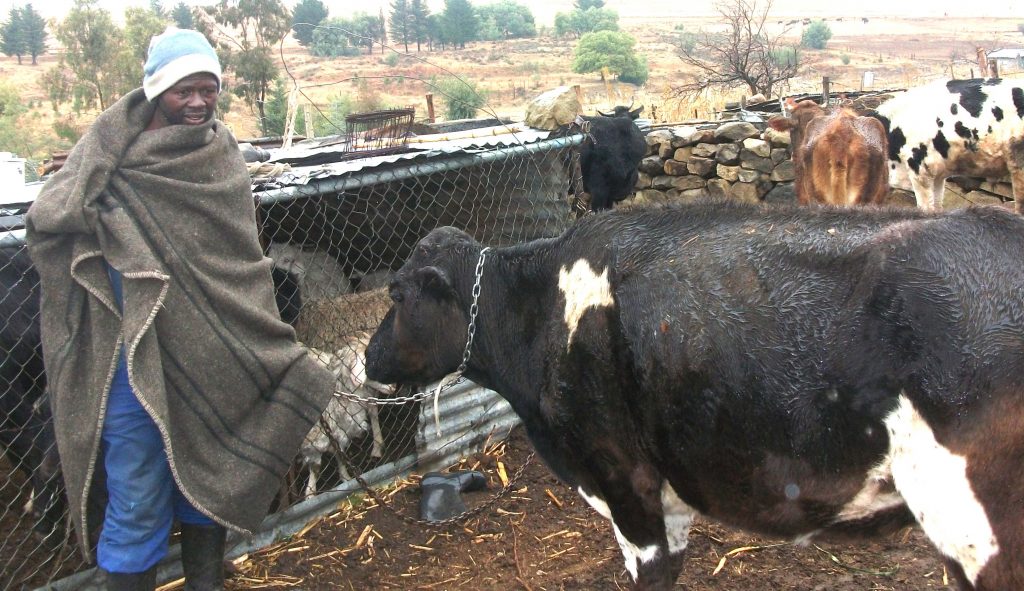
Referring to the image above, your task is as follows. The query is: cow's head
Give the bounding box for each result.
[597,105,644,120]
[768,98,826,134]
[365,227,481,386]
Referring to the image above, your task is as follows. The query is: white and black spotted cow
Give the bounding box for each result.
[366,200,1024,591]
[873,78,1024,212]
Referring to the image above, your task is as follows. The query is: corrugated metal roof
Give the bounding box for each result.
[989,48,1024,59]
[260,125,554,189]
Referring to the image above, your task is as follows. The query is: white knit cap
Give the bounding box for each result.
[143,27,222,101]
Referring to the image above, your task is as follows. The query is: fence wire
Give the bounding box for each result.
[0,131,584,589]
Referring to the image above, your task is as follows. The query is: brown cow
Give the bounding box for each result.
[769,98,889,206]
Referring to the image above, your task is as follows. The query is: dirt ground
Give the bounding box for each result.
[222,427,955,591]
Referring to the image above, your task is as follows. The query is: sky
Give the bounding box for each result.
[2,0,1019,28]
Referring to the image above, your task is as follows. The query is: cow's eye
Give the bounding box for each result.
[390,288,404,303]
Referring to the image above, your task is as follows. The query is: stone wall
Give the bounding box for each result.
[634,120,796,207]
[632,120,1014,210]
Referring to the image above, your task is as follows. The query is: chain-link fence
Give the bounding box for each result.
[0,128,584,589]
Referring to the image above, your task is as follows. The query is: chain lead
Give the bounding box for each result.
[328,246,490,406]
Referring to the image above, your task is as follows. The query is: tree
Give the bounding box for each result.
[49,0,136,111]
[389,0,412,52]
[476,0,536,41]
[124,6,169,66]
[554,7,617,38]
[437,76,487,119]
[801,19,832,49]
[1,7,25,64]
[0,80,61,160]
[20,4,46,64]
[409,0,430,51]
[291,0,327,46]
[673,0,799,98]
[309,18,360,56]
[574,0,603,9]
[149,0,166,17]
[427,13,446,50]
[376,9,387,54]
[171,2,194,28]
[441,0,476,49]
[203,0,291,135]
[572,30,647,85]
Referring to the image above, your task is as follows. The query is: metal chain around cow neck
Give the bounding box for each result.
[331,245,538,528]
[323,246,491,408]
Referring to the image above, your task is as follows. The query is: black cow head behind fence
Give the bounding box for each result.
[574,105,647,212]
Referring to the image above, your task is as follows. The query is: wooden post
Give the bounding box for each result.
[821,76,830,106]
[573,84,582,108]
[601,66,613,105]
[425,93,435,123]
[282,86,299,149]
[987,58,999,79]
[303,103,314,139]
[977,47,987,77]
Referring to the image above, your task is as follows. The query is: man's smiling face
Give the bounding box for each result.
[156,72,219,126]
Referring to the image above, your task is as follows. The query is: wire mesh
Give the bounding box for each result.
[259,132,583,508]
[343,108,416,159]
[0,130,584,589]
[0,238,85,589]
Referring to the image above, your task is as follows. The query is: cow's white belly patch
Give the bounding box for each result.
[885,394,999,584]
[558,259,613,346]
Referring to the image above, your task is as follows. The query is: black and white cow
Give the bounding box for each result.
[366,200,1024,591]
[0,243,66,545]
[575,105,647,211]
[873,78,1024,212]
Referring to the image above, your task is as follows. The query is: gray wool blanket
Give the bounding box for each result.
[25,88,335,558]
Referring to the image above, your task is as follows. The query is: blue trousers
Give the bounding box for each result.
[97,265,215,574]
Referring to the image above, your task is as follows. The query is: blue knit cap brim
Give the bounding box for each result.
[143,27,222,101]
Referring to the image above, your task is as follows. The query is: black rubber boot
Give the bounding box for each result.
[419,471,488,522]
[101,567,156,591]
[180,523,227,591]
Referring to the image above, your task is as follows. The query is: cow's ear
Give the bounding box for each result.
[629,106,643,119]
[767,116,794,131]
[415,266,454,297]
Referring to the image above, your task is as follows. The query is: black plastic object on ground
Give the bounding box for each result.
[419,471,488,522]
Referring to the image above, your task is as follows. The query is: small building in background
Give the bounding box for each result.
[988,48,1024,73]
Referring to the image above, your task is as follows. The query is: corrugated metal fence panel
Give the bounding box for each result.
[41,452,421,590]
[39,381,520,591]
[415,380,519,475]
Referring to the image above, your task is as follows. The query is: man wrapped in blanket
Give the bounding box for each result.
[25,28,335,590]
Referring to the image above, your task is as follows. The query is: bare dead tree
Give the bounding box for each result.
[672,0,800,99]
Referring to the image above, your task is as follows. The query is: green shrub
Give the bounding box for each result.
[771,46,798,68]
[801,20,832,50]
[383,52,400,67]
[437,77,489,120]
[840,54,851,65]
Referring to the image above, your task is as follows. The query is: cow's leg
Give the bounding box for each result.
[368,404,384,458]
[908,173,941,210]
[578,471,695,590]
[304,462,319,497]
[885,395,1011,590]
[1008,139,1024,214]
